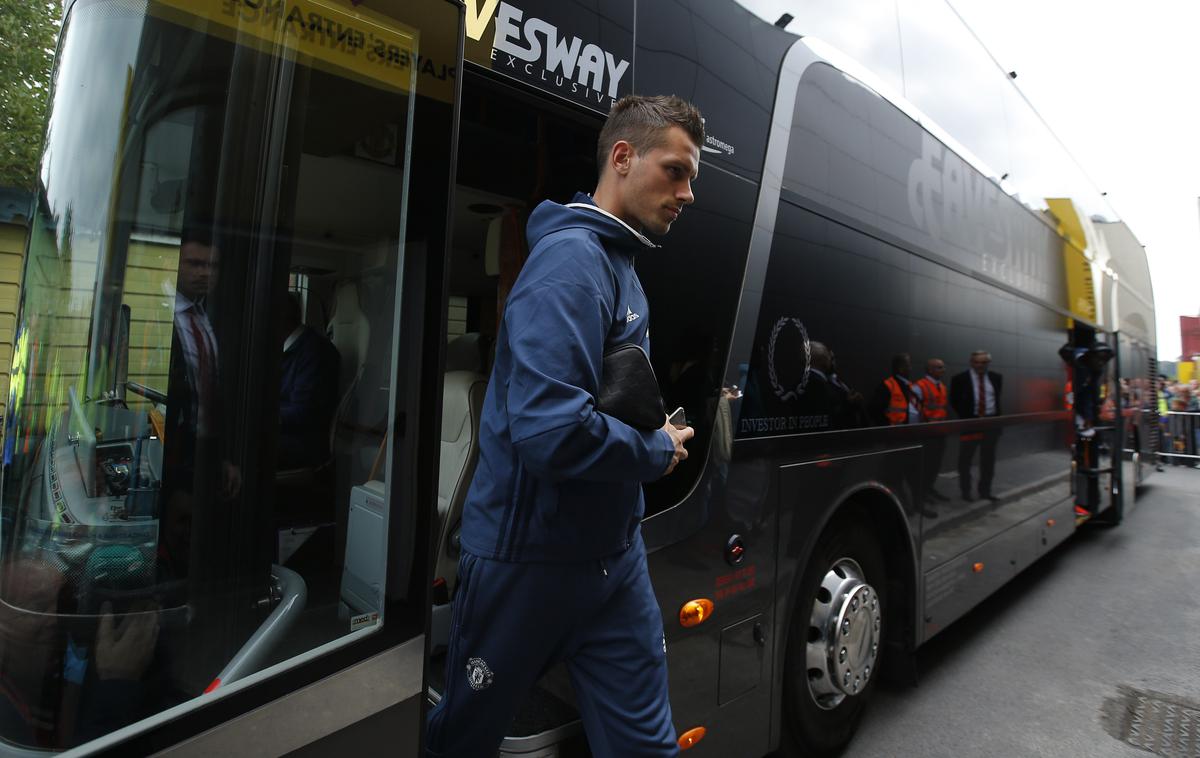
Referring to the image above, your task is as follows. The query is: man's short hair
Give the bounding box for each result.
[181,219,216,248]
[596,95,705,173]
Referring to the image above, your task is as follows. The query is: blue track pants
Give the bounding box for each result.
[426,534,677,757]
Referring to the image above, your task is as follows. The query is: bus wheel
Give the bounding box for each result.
[781,517,886,756]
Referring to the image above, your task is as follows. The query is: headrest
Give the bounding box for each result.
[485,216,502,277]
[446,333,486,373]
[329,281,370,373]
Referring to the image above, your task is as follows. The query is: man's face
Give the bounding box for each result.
[616,125,699,235]
[927,360,945,379]
[178,241,219,300]
[970,353,991,375]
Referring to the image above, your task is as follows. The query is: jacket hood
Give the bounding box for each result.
[525,192,658,253]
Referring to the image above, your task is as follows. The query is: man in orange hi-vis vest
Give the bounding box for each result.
[915,358,948,506]
[870,353,920,427]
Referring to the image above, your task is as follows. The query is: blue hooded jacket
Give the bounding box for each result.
[459,193,676,562]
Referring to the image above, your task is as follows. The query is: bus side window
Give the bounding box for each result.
[639,168,759,515]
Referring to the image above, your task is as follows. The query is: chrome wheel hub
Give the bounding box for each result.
[804,557,881,710]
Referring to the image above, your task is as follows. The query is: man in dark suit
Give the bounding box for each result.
[950,350,1003,501]
[158,229,239,585]
[277,292,340,469]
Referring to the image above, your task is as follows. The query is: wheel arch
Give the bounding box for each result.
[770,479,920,750]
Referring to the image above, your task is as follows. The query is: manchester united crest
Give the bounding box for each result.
[465,657,494,691]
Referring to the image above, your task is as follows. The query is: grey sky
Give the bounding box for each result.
[736,0,1200,361]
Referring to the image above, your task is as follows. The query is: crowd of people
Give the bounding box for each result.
[1160,375,1200,412]
[1159,374,1200,465]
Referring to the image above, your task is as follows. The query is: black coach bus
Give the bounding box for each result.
[0,0,1155,755]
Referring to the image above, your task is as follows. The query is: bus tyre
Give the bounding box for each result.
[781,516,886,756]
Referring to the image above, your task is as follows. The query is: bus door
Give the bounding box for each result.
[0,0,461,753]
[1065,324,1118,521]
[425,73,603,755]
[1116,334,1152,490]
[425,61,769,754]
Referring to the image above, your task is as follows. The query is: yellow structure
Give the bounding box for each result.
[122,238,180,410]
[15,224,181,426]
[0,221,25,427]
[1046,198,1098,325]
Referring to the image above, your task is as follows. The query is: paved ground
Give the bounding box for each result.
[847,466,1200,758]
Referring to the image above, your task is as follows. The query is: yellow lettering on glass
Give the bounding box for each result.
[150,0,419,94]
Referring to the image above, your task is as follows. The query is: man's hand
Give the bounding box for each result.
[661,418,694,476]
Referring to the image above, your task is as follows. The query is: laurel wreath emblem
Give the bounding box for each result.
[767,316,811,401]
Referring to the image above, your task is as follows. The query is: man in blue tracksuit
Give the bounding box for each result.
[426,95,703,757]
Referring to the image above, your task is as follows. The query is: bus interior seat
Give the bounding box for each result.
[328,280,369,391]
[434,334,488,592]
[331,274,394,564]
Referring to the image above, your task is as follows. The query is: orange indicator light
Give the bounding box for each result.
[1046,518,1056,527]
[679,599,714,627]
[678,726,707,749]
[972,562,985,573]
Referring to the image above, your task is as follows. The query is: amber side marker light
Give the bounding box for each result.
[679,599,714,627]
[678,726,707,750]
[972,562,985,573]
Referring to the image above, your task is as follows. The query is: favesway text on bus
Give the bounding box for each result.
[907,133,1051,300]
[488,2,630,108]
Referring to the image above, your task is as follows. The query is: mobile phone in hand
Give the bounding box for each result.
[668,406,687,429]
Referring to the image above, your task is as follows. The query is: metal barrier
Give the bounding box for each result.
[1160,411,1200,464]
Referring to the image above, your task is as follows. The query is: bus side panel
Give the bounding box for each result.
[922,494,1074,640]
[644,455,780,758]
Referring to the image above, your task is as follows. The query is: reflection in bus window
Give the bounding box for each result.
[0,0,450,748]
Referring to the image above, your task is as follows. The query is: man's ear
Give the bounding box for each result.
[610,140,635,176]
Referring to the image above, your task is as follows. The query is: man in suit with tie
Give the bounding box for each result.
[168,233,220,457]
[158,228,240,582]
[950,350,1003,501]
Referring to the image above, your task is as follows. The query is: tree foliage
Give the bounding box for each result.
[0,0,62,191]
